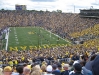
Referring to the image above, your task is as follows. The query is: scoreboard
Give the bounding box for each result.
[15,5,26,10]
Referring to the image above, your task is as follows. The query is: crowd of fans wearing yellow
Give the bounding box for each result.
[69,24,99,50]
[0,11,99,37]
[0,48,98,75]
[0,45,98,75]
[0,10,99,50]
[0,10,99,75]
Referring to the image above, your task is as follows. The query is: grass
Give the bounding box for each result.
[8,27,71,50]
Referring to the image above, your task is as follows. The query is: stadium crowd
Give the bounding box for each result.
[0,10,99,75]
[0,10,99,38]
[0,47,98,75]
[0,10,99,49]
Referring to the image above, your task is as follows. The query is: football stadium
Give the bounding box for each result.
[0,0,99,75]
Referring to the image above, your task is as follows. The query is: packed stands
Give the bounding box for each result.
[0,10,99,75]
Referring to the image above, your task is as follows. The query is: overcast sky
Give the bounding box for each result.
[0,0,99,13]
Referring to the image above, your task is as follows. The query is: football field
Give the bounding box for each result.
[7,27,71,50]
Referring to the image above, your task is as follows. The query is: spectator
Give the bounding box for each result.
[23,67,31,75]
[52,64,61,75]
[30,70,42,75]
[69,63,83,75]
[80,60,93,75]
[41,64,47,74]
[3,66,12,75]
[85,54,97,71]
[16,66,24,75]
[0,68,3,75]
[57,63,62,72]
[61,64,70,75]
[91,54,99,75]
[71,54,79,61]
[43,65,54,75]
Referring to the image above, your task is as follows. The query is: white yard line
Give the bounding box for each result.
[5,27,19,51]
[5,28,10,51]
[14,27,19,44]
[41,27,71,44]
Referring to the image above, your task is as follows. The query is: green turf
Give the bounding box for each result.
[8,27,71,50]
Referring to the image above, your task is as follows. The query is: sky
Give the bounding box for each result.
[0,0,99,13]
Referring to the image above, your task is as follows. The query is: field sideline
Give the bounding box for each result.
[7,27,71,50]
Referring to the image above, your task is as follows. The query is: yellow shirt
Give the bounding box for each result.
[8,61,13,66]
[22,57,24,61]
[14,60,18,65]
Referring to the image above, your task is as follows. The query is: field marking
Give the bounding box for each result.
[35,27,71,44]
[14,27,19,44]
[15,37,17,38]
[41,27,71,44]
[15,39,18,41]
[21,27,35,46]
[16,42,19,44]
[5,28,10,50]
[8,27,70,50]
[36,27,71,46]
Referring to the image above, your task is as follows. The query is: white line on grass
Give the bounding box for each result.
[21,27,34,47]
[16,39,18,41]
[15,35,17,36]
[15,36,17,38]
[42,28,71,44]
[14,27,19,44]
[16,42,19,44]
[5,28,10,51]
